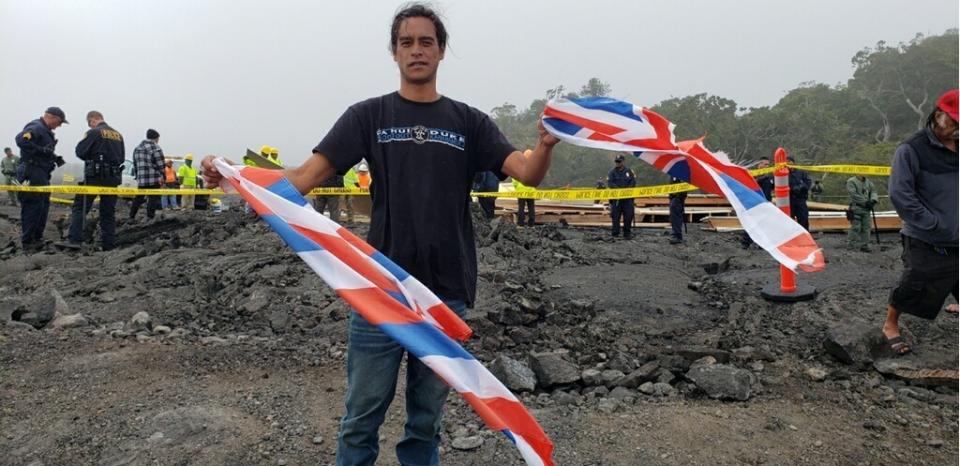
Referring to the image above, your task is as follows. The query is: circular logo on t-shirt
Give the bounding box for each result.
[411,125,428,144]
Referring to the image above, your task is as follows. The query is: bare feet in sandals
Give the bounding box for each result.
[882,323,911,356]
[885,335,911,356]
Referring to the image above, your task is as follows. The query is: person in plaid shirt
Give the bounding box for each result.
[129,129,165,221]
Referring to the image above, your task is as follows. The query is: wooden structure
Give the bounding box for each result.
[702,211,902,233]
[492,195,903,232]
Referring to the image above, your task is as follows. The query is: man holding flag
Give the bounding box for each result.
[202,4,558,465]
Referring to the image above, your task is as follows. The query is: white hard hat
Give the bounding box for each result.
[358,163,368,172]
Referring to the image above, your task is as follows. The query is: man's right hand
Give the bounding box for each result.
[201,155,226,188]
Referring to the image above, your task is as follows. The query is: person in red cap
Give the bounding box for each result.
[882,89,958,355]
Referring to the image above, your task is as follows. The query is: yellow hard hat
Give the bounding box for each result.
[269,146,279,156]
[260,145,272,155]
[184,153,193,161]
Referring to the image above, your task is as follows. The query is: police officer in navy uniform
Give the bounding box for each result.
[607,154,636,239]
[58,111,125,251]
[14,107,68,252]
[668,177,687,244]
[787,156,811,230]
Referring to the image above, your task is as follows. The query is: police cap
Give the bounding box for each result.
[44,106,68,124]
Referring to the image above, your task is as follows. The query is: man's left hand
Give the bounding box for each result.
[537,117,561,148]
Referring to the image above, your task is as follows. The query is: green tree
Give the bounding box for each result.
[579,78,612,97]
[849,30,959,141]
[487,30,957,188]
[651,94,743,161]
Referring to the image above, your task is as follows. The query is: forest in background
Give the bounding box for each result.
[490,29,958,205]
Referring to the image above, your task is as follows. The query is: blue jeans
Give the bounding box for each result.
[336,298,467,466]
[161,194,178,209]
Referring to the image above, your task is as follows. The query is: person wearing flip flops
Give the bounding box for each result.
[882,89,959,356]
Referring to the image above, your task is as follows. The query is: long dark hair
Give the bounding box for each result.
[926,109,939,128]
[389,3,448,54]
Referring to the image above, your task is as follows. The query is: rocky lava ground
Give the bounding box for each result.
[0,201,957,466]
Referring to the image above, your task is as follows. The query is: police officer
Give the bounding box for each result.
[846,175,878,252]
[668,177,687,244]
[58,111,125,251]
[787,156,811,230]
[14,107,68,252]
[607,154,636,239]
[2,147,21,206]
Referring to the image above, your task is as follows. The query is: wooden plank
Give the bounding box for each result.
[807,201,850,211]
[634,195,730,207]
[702,214,902,232]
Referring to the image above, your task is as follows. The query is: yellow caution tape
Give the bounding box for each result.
[0,163,894,200]
[0,184,369,197]
[748,164,889,177]
[787,164,892,176]
[308,187,370,196]
[0,185,222,196]
[475,182,695,200]
[749,166,778,176]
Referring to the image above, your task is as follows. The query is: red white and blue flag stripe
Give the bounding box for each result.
[543,97,824,272]
[213,158,555,466]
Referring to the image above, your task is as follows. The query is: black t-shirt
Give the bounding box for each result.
[314,92,516,305]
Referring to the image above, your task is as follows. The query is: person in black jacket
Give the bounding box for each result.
[607,155,636,239]
[14,107,68,251]
[668,177,687,244]
[787,156,811,230]
[58,111,125,251]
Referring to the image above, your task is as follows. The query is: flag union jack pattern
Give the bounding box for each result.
[543,97,825,272]
[213,159,555,466]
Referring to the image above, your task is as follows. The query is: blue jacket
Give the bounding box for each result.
[607,167,636,189]
[789,169,811,200]
[472,171,499,192]
[756,174,774,201]
[15,118,58,172]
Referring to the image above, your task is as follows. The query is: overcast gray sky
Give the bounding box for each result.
[2,0,957,165]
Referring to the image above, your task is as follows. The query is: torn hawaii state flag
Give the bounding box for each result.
[212,158,555,466]
[543,97,824,272]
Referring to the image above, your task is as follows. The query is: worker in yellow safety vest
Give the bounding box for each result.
[178,153,198,209]
[268,146,283,167]
[512,176,535,227]
[342,167,359,222]
[247,144,272,167]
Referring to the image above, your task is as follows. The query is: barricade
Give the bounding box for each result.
[760,148,818,302]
